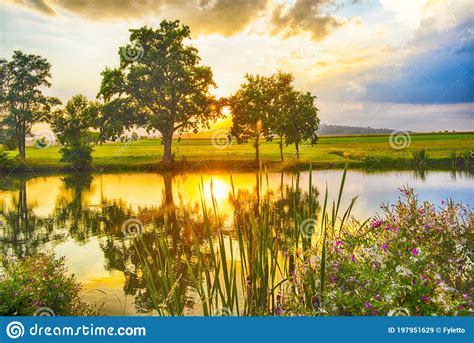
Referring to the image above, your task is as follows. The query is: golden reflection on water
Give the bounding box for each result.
[0,170,471,315]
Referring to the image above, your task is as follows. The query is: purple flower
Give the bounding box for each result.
[370,219,383,229]
[382,243,387,252]
[458,305,464,311]
[335,241,343,247]
[411,248,419,256]
[463,293,469,300]
[421,296,429,302]
[375,294,381,301]
[392,227,398,233]
[351,255,356,262]
[364,302,370,309]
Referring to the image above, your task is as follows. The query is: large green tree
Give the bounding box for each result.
[228,74,274,162]
[0,51,59,161]
[50,94,99,170]
[98,20,219,164]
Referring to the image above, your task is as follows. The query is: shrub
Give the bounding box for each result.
[284,188,473,316]
[0,253,100,316]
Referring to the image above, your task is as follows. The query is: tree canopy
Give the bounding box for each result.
[50,94,99,170]
[98,20,220,164]
[0,51,60,160]
[229,72,319,161]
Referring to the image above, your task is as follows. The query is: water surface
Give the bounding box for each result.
[0,169,471,315]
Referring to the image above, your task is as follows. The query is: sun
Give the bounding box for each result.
[206,178,231,204]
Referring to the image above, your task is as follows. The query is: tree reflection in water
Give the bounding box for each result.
[0,171,319,315]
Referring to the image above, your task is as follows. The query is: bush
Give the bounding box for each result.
[283,188,473,316]
[0,253,100,316]
[60,145,93,170]
[0,149,11,169]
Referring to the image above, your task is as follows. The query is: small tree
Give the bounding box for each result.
[229,74,274,162]
[0,51,60,161]
[50,95,99,170]
[284,91,320,158]
[98,20,219,164]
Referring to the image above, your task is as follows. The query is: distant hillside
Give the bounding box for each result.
[317,124,394,135]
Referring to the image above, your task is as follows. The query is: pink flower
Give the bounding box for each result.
[421,295,429,302]
[411,248,419,256]
[463,293,469,300]
[364,302,370,309]
[382,243,387,252]
[370,218,383,229]
[351,255,356,262]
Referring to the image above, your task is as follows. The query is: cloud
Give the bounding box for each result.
[9,0,269,36]
[270,0,345,41]
[364,3,474,104]
[8,0,353,40]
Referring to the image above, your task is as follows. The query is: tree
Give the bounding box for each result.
[283,91,320,158]
[0,51,60,161]
[228,74,274,162]
[50,95,99,170]
[98,20,219,164]
[267,72,295,161]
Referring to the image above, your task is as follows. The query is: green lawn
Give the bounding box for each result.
[4,132,474,172]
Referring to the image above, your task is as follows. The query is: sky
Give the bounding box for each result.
[0,0,473,131]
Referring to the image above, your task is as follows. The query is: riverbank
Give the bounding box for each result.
[2,132,473,173]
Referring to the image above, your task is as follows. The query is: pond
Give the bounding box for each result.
[0,169,472,315]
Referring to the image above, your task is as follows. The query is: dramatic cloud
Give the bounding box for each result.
[365,1,474,104]
[270,0,345,40]
[9,0,269,36]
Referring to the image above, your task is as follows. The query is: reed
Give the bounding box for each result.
[135,165,361,316]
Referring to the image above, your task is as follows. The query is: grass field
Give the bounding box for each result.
[3,132,474,172]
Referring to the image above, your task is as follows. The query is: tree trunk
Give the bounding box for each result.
[18,128,26,161]
[295,142,300,158]
[255,134,260,163]
[162,131,173,165]
[279,137,284,161]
